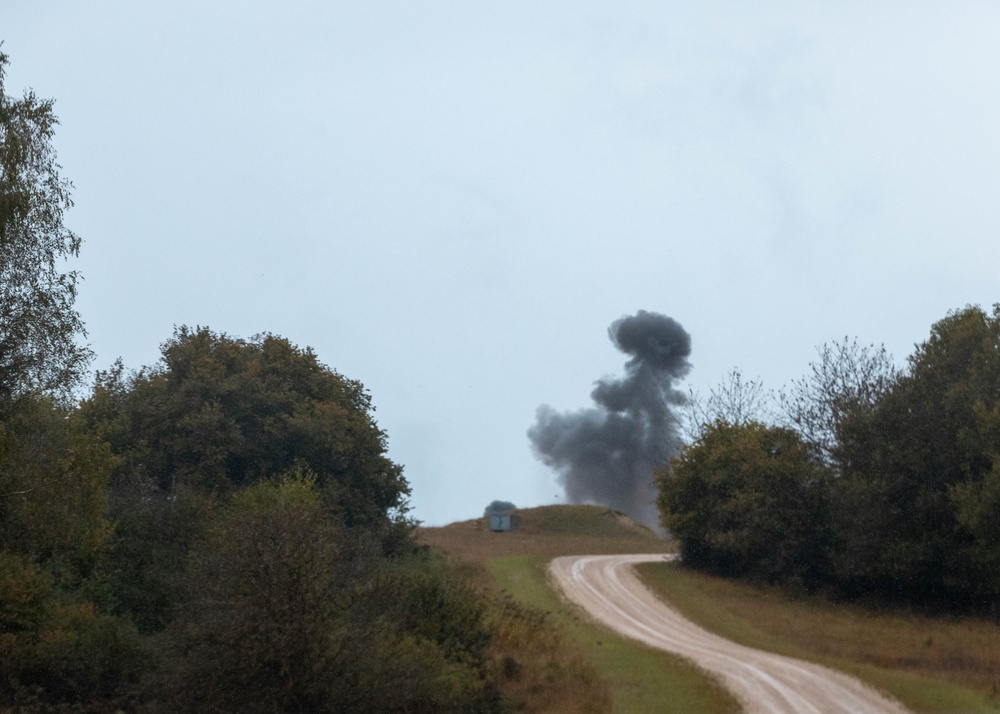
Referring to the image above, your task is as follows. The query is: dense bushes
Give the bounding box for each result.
[0,329,513,712]
[0,403,144,711]
[658,304,1000,612]
[658,421,830,589]
[830,305,1000,607]
[82,327,410,531]
[150,472,502,714]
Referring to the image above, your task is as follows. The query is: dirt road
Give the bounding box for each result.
[549,554,911,714]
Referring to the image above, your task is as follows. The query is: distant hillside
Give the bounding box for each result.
[417,504,673,562]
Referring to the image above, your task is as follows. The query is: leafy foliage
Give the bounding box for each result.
[0,328,519,712]
[0,575,146,711]
[657,420,830,588]
[0,50,90,406]
[152,472,503,713]
[0,397,140,713]
[83,326,410,531]
[660,304,1000,612]
[0,400,115,575]
[832,305,1000,605]
[76,326,518,711]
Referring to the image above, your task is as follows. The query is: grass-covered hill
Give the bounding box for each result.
[417,504,674,562]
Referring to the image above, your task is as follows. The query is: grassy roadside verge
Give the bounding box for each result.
[418,506,740,712]
[636,561,1000,713]
[488,554,739,714]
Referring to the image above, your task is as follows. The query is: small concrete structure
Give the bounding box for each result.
[489,513,512,532]
[484,500,518,532]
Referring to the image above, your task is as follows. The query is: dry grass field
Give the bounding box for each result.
[637,562,1000,712]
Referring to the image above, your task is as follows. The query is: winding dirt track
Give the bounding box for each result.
[549,554,911,714]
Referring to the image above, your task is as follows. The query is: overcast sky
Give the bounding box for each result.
[4,2,999,525]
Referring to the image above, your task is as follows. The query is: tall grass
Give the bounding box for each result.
[637,561,1000,713]
[480,571,613,713]
[489,554,739,714]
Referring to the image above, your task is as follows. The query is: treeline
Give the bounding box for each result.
[2,328,535,712]
[658,305,1000,613]
[2,50,581,713]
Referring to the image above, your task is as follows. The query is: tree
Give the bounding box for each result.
[831,305,1000,605]
[0,399,144,711]
[156,471,353,713]
[657,420,831,588]
[0,50,90,406]
[779,338,898,465]
[81,326,410,532]
[156,471,500,714]
[76,327,413,632]
[0,398,116,579]
[684,367,771,441]
[659,307,1000,612]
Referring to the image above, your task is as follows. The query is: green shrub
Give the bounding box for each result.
[657,420,831,588]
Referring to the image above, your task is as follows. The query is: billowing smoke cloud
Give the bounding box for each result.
[528,310,691,531]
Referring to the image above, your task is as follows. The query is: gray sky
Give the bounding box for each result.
[4,2,999,525]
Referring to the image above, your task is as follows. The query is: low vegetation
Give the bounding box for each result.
[421,506,740,714]
[489,553,739,714]
[637,561,1000,712]
[427,502,1000,713]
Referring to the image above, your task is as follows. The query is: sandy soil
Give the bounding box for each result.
[549,554,912,714]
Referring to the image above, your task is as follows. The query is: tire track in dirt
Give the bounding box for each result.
[549,554,911,714]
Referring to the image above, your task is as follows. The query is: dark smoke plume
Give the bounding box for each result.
[528,310,691,531]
